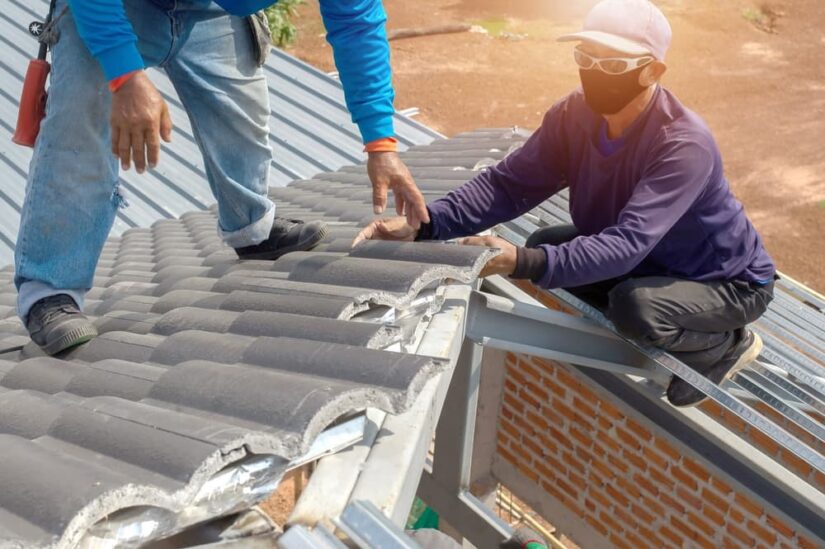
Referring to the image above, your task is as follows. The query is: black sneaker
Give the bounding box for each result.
[666,329,763,407]
[25,294,98,355]
[234,217,327,260]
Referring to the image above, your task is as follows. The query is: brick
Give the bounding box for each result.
[630,503,655,525]
[720,410,747,434]
[596,415,613,431]
[721,536,740,549]
[573,396,597,418]
[609,532,633,549]
[540,404,563,425]
[616,427,643,451]
[748,426,781,457]
[701,487,730,513]
[747,519,777,546]
[683,457,711,482]
[734,493,764,519]
[506,364,527,385]
[658,490,686,515]
[526,410,549,432]
[555,400,590,429]
[599,432,622,453]
[726,521,755,546]
[523,435,544,459]
[500,417,521,440]
[502,392,525,415]
[701,503,726,526]
[556,477,579,499]
[548,426,573,448]
[569,471,587,491]
[590,457,616,482]
[517,461,540,483]
[512,412,532,433]
[710,476,732,495]
[585,514,609,537]
[605,483,630,508]
[648,466,675,491]
[612,505,638,531]
[576,381,600,405]
[555,367,580,391]
[622,448,649,472]
[637,525,664,547]
[536,454,567,478]
[518,387,541,410]
[518,359,542,382]
[815,471,825,492]
[676,486,703,511]
[541,376,566,399]
[622,530,647,549]
[779,448,814,478]
[671,465,699,491]
[728,506,744,524]
[670,515,707,545]
[561,450,586,475]
[632,473,659,496]
[699,398,724,418]
[591,441,606,459]
[658,525,682,547]
[616,476,642,499]
[640,494,665,517]
[765,514,795,539]
[653,437,681,460]
[569,426,594,448]
[510,441,533,465]
[574,445,596,465]
[584,498,597,513]
[540,480,565,504]
[536,430,558,455]
[497,444,518,467]
[588,486,612,509]
[500,405,513,421]
[626,420,652,442]
[686,511,716,538]
[599,400,624,420]
[599,511,625,534]
[799,536,823,549]
[642,445,668,470]
[524,381,550,402]
[503,379,518,394]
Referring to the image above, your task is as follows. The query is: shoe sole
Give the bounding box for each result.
[676,332,763,408]
[238,225,328,261]
[42,324,99,356]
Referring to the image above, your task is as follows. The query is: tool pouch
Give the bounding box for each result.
[12,59,50,147]
[247,11,272,67]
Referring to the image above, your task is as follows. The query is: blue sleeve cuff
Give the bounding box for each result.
[96,41,145,81]
[358,113,395,145]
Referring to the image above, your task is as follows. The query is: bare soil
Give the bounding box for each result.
[288,0,825,291]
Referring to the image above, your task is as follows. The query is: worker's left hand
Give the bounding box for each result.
[460,236,517,278]
[367,151,430,230]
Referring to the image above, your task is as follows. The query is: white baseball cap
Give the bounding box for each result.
[558,0,672,60]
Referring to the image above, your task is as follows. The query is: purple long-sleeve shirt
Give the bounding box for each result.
[424,87,775,288]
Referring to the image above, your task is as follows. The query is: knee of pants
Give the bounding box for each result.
[607,281,673,345]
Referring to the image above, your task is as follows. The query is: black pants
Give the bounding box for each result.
[526,225,774,371]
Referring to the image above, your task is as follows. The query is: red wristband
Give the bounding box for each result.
[364,137,398,153]
[108,70,141,93]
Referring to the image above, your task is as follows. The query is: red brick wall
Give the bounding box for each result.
[495,283,821,549]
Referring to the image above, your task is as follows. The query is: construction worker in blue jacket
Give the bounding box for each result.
[15,0,429,355]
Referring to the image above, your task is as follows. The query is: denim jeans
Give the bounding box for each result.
[15,0,275,321]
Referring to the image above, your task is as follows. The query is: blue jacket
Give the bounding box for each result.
[67,0,395,143]
[425,87,776,288]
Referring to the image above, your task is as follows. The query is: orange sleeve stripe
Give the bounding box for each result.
[108,70,141,93]
[364,136,398,153]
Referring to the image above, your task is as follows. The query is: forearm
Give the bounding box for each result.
[319,0,395,143]
[68,0,144,80]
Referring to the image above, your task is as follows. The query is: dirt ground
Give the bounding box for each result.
[287,0,825,292]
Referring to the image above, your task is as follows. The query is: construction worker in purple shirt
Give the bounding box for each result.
[356,0,777,407]
[16,0,429,355]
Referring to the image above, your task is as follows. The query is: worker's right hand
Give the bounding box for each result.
[110,71,173,174]
[353,216,418,246]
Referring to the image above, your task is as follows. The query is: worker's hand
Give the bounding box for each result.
[353,216,418,246]
[459,236,517,278]
[110,71,173,174]
[367,151,430,230]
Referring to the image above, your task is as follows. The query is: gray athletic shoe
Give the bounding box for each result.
[666,328,763,407]
[234,217,327,260]
[25,294,98,355]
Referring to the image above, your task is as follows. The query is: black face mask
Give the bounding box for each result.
[579,66,649,115]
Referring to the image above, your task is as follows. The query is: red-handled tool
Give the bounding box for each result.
[12,5,57,147]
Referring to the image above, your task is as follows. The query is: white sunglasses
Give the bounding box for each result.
[574,47,654,75]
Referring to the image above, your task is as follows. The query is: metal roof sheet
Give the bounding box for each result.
[0,0,440,268]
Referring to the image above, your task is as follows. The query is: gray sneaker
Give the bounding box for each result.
[234,217,327,260]
[666,329,763,407]
[25,294,98,355]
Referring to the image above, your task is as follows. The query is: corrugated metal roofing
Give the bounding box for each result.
[0,136,507,546]
[0,0,440,268]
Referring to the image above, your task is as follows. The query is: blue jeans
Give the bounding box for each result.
[15,0,275,321]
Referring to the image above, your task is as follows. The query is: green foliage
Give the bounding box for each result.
[265,0,305,48]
